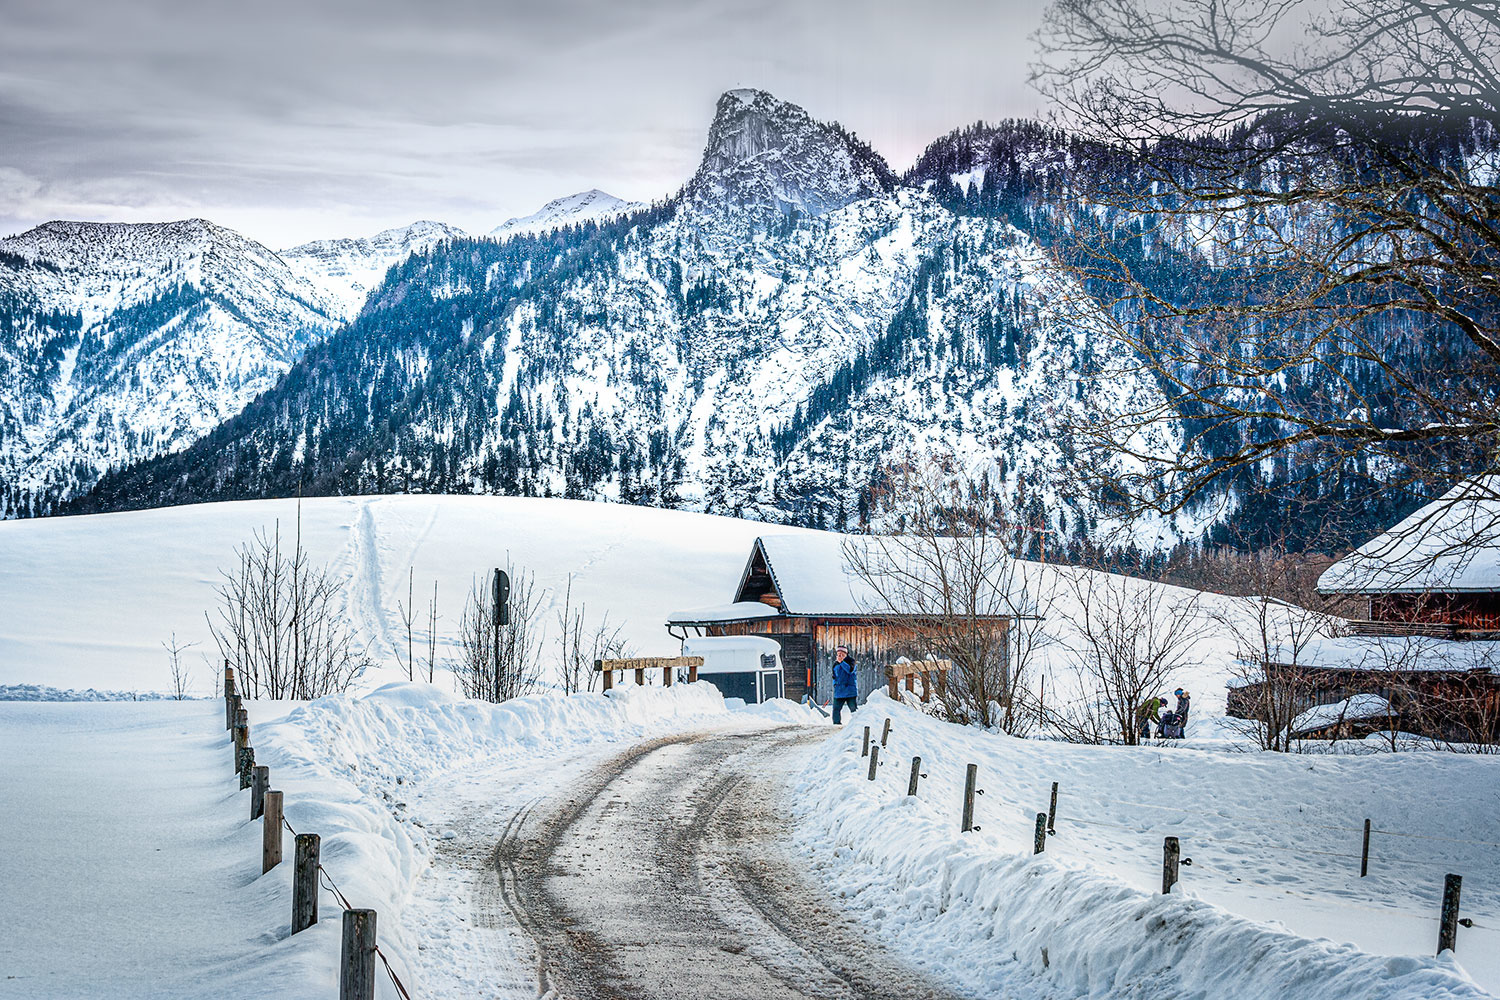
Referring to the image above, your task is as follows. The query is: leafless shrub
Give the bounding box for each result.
[207,517,370,699]
[162,632,197,700]
[455,565,545,703]
[554,573,629,694]
[847,462,1056,732]
[1050,570,1208,744]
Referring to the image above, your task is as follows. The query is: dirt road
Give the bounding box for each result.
[477,726,970,1000]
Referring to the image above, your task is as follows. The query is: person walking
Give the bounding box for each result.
[1174,688,1191,728]
[831,646,858,725]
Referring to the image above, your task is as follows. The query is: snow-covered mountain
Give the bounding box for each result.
[280,220,468,320]
[0,219,340,515]
[72,89,1189,551]
[489,190,639,240]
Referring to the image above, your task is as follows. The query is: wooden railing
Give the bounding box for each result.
[593,656,704,691]
[885,658,952,703]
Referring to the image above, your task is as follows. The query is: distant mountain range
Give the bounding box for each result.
[4,89,1489,556]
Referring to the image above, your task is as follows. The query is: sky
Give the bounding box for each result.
[0,0,1048,248]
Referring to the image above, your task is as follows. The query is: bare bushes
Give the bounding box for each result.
[847,464,1055,732]
[1048,570,1207,745]
[454,565,545,703]
[208,521,370,699]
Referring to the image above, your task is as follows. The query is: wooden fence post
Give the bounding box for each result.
[634,666,645,687]
[293,833,320,934]
[1163,836,1180,894]
[862,726,870,758]
[263,790,284,874]
[597,660,611,692]
[1438,873,1463,955]
[663,665,673,687]
[1048,781,1059,834]
[886,668,898,700]
[961,763,980,833]
[251,766,269,820]
[1361,819,1371,877]
[238,746,255,789]
[224,664,235,729]
[880,718,892,747]
[340,908,377,1000]
[867,745,880,781]
[1034,812,1047,854]
[233,725,249,774]
[908,756,923,796]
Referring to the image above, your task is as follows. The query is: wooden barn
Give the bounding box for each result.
[1317,479,1500,637]
[1228,481,1500,742]
[666,534,1012,705]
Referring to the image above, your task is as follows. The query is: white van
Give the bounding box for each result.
[682,635,785,704]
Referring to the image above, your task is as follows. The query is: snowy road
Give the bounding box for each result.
[454,727,971,1000]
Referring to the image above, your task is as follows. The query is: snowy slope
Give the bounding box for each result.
[0,219,340,514]
[488,189,639,240]
[2,495,1264,710]
[794,695,1500,997]
[279,219,468,320]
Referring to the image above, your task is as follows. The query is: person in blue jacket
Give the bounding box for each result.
[831,645,858,724]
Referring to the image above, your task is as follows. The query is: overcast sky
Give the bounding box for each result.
[0,0,1048,248]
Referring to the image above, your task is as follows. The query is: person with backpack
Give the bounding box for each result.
[831,646,858,724]
[1137,695,1167,739]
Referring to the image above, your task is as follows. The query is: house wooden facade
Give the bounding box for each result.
[1227,482,1500,742]
[666,535,1011,705]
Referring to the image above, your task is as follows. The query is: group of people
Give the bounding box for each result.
[1137,688,1192,740]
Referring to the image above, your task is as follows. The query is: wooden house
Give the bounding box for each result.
[666,534,1013,705]
[1228,480,1500,742]
[1317,479,1500,637]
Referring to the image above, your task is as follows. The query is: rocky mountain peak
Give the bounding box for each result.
[685,89,895,223]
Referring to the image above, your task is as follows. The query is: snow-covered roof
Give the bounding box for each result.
[682,635,782,674]
[1288,694,1394,737]
[1264,635,1500,674]
[665,601,780,625]
[1318,477,1500,594]
[748,534,878,616]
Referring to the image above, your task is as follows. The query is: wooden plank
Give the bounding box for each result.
[595,656,704,671]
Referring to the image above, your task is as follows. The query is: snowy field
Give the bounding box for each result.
[794,694,1500,998]
[0,495,809,694]
[2,494,1265,715]
[3,497,1495,999]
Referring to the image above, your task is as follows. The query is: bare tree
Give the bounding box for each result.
[554,574,629,694]
[1053,569,1208,745]
[425,580,439,684]
[394,567,416,681]
[845,463,1056,732]
[1031,0,1500,533]
[162,632,197,700]
[1210,544,1351,750]
[455,564,545,703]
[207,515,371,699]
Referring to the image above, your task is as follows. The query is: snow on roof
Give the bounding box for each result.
[749,533,1022,617]
[1264,635,1500,674]
[1318,476,1500,594]
[683,635,782,674]
[1288,694,1393,737]
[752,534,877,616]
[665,601,780,625]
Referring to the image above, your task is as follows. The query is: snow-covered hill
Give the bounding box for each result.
[2,495,1253,708]
[489,189,639,239]
[0,219,340,515]
[279,219,468,320]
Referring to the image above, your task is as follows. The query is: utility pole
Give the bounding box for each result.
[492,568,509,699]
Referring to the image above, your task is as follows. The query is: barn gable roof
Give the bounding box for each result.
[733,534,876,616]
[1318,477,1500,595]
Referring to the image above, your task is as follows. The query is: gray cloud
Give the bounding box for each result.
[0,0,1047,246]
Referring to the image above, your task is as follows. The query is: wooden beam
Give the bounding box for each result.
[886,658,953,679]
[595,656,704,672]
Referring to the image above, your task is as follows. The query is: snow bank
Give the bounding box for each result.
[792,695,1499,999]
